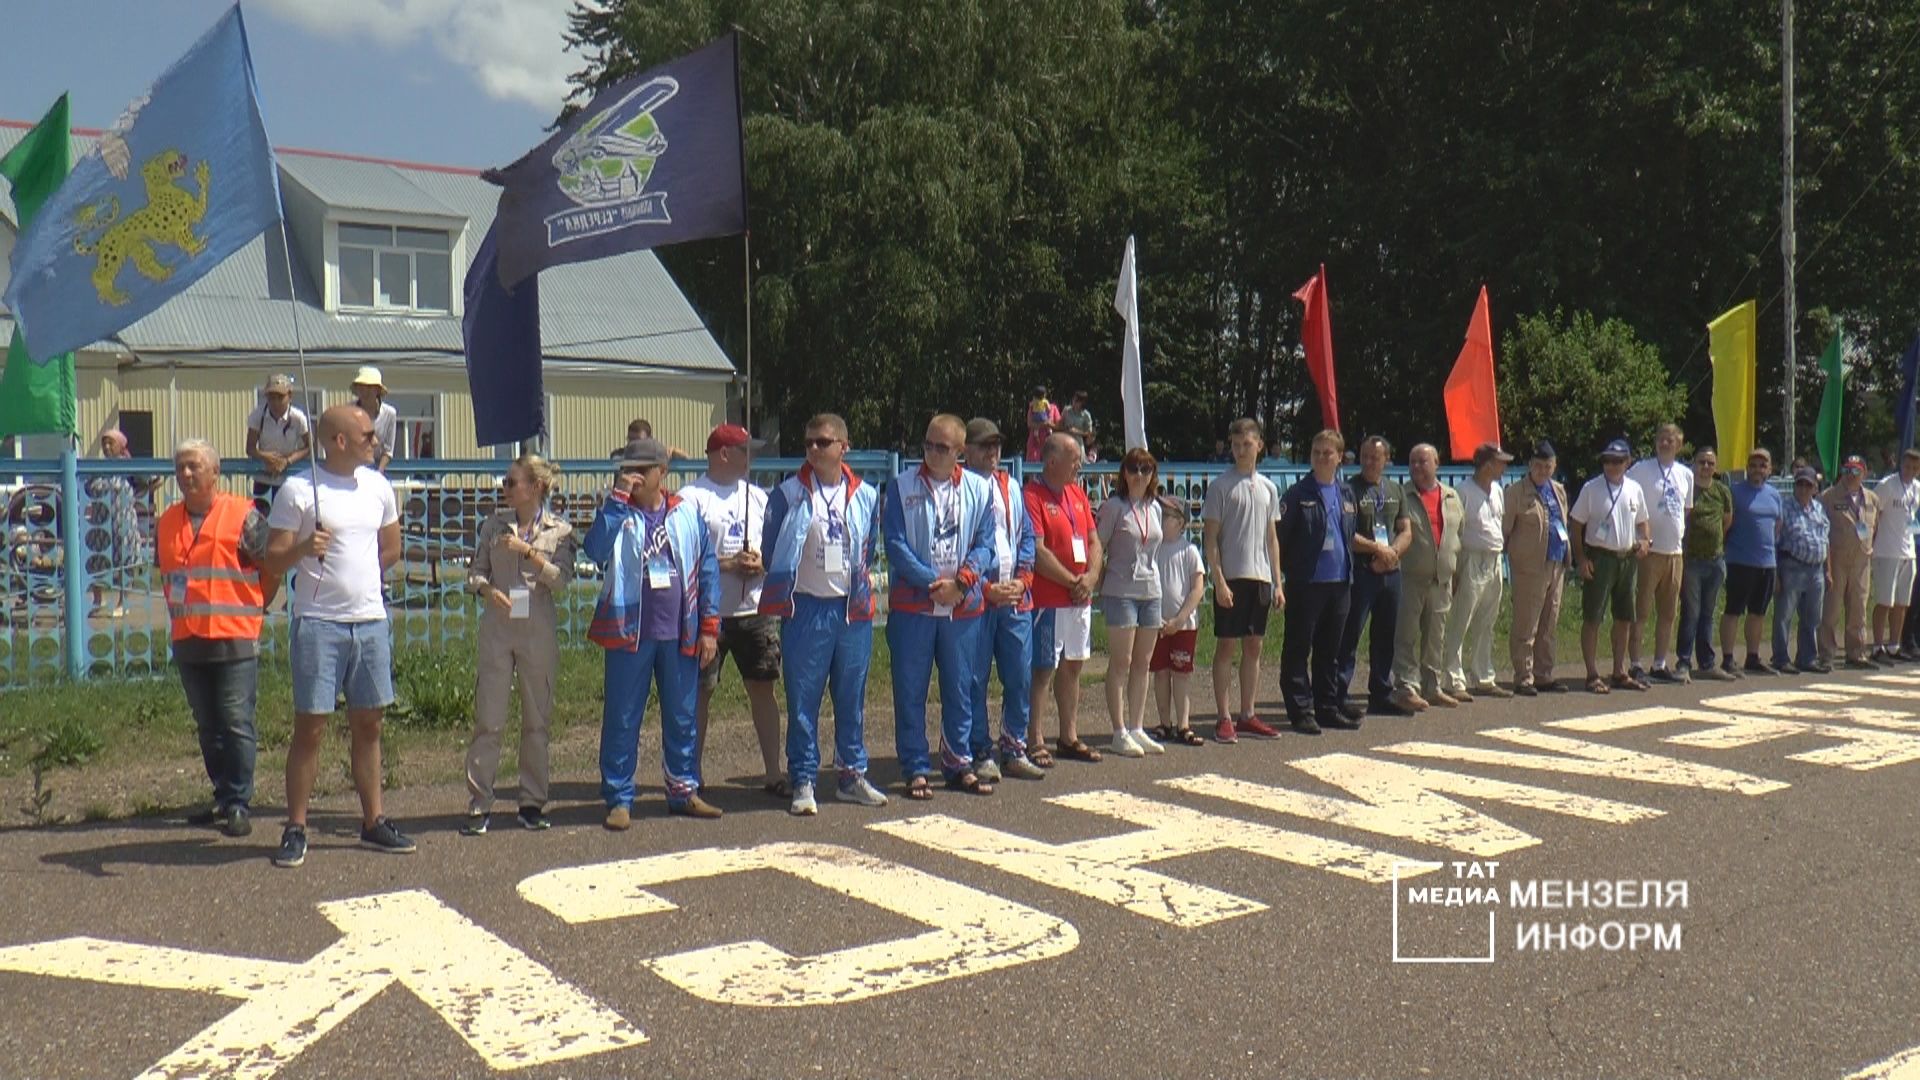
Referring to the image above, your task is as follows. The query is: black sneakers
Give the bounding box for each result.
[222,806,252,838]
[272,825,307,868]
[517,806,551,830]
[359,817,418,854]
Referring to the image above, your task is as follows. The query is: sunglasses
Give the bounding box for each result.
[923,441,960,455]
[806,437,842,450]
[1125,463,1154,476]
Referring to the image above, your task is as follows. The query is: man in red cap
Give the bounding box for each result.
[680,423,785,797]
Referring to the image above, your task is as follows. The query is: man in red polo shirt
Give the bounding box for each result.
[1025,432,1105,764]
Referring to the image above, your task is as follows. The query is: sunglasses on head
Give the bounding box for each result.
[806,437,841,450]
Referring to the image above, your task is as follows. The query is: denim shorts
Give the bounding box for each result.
[290,616,395,714]
[1100,594,1164,630]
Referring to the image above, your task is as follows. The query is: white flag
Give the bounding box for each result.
[1115,235,1146,451]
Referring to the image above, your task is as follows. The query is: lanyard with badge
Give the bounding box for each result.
[813,478,849,574]
[509,514,540,618]
[1851,488,1870,542]
[1128,497,1158,579]
[1597,481,1624,545]
[1539,483,1568,545]
[928,472,961,574]
[1370,485,1390,546]
[1056,487,1088,564]
[1660,463,1683,514]
[642,508,675,590]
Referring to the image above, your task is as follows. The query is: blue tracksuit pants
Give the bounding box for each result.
[967,604,1033,761]
[782,594,874,789]
[601,639,701,809]
[888,610,984,779]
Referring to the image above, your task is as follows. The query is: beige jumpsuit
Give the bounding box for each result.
[465,508,576,812]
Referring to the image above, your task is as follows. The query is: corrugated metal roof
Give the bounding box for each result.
[0,126,735,375]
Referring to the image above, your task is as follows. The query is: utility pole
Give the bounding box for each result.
[1781,0,1798,462]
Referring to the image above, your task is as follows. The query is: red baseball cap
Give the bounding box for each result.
[706,424,754,453]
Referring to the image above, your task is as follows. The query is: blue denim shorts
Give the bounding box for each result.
[290,616,395,714]
[1100,594,1164,630]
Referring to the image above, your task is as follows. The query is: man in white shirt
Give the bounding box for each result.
[1870,448,1920,662]
[681,423,785,797]
[1626,423,1694,682]
[263,404,407,868]
[1442,443,1513,699]
[245,373,311,513]
[1569,438,1653,692]
[351,366,399,472]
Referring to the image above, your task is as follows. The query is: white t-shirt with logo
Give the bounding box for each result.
[794,480,852,599]
[1569,475,1650,554]
[1626,457,1694,555]
[680,474,768,617]
[1155,539,1206,632]
[247,403,311,487]
[268,466,398,622]
[1872,474,1920,560]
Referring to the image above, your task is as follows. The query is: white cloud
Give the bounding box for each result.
[253,0,577,111]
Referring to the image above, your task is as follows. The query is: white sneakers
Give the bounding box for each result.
[789,783,818,816]
[1110,730,1146,758]
[835,774,890,807]
[1131,727,1165,754]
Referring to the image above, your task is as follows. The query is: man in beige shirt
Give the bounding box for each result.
[1820,455,1880,669]
[1503,440,1573,694]
[1392,444,1464,709]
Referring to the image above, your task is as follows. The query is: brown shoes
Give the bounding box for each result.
[1428,689,1460,708]
[1389,687,1430,712]
[604,806,632,831]
[670,794,724,819]
[1469,682,1515,699]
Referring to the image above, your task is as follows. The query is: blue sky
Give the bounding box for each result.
[0,0,579,170]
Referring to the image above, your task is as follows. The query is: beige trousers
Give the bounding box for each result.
[1820,554,1871,663]
[1509,562,1567,687]
[465,599,560,812]
[1393,575,1453,695]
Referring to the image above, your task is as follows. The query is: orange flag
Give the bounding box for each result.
[1443,285,1500,460]
[1291,264,1340,431]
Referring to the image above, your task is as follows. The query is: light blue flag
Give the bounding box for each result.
[4,4,280,363]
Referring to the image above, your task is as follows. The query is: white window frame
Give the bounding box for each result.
[331,220,457,315]
[383,391,440,462]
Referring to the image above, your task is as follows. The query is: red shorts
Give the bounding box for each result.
[1150,628,1198,674]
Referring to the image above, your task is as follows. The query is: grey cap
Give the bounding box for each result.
[617,437,670,468]
[1793,467,1818,486]
[965,417,1003,445]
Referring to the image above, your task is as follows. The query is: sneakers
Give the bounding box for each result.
[272,825,307,868]
[1845,657,1878,671]
[460,812,491,836]
[1720,660,1745,680]
[669,794,725,819]
[836,773,890,807]
[605,805,632,831]
[517,806,551,831]
[1000,753,1047,780]
[973,757,1004,784]
[1671,666,1693,685]
[1238,714,1282,739]
[1214,715,1240,744]
[1628,664,1649,683]
[221,806,252,838]
[1131,728,1166,754]
[1744,657,1779,676]
[1648,667,1680,684]
[360,817,417,854]
[1110,730,1146,758]
[186,806,224,827]
[790,783,819,816]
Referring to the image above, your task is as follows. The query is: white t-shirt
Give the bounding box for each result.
[247,404,311,486]
[1155,539,1206,632]
[794,480,852,599]
[1200,468,1282,582]
[680,474,768,616]
[1457,478,1505,553]
[1872,474,1920,560]
[982,471,1016,580]
[1568,474,1650,554]
[1626,457,1693,555]
[268,466,398,622]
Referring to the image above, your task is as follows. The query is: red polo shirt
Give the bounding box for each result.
[1023,477,1092,609]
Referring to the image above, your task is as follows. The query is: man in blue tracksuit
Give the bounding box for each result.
[886,413,998,800]
[585,438,721,829]
[961,418,1045,782]
[760,413,888,816]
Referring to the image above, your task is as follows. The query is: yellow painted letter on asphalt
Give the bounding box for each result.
[1381,728,1788,795]
[873,790,1431,928]
[1696,689,1920,730]
[516,842,1076,1007]
[0,889,644,1080]
[1552,705,1920,770]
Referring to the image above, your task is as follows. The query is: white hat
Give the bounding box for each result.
[350,365,386,390]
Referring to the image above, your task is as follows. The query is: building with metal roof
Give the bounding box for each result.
[0,123,736,462]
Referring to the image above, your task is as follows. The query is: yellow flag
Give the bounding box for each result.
[1709,301,1757,467]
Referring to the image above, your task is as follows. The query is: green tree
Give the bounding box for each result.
[1499,310,1687,468]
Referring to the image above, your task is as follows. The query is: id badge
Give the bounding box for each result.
[1372,522,1390,545]
[1857,519,1871,542]
[509,587,530,620]
[1322,529,1339,552]
[166,569,188,601]
[647,557,673,589]
[1070,535,1088,563]
[1551,520,1569,544]
[824,542,847,575]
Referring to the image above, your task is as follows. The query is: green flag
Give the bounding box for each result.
[1814,329,1845,480]
[0,93,77,442]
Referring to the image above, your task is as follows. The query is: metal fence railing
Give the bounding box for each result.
[3,452,1501,690]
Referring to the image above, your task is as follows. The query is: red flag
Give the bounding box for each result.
[1443,285,1500,460]
[1292,264,1340,432]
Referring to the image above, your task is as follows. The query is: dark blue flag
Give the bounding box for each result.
[485,33,747,290]
[462,222,544,447]
[1898,331,1920,451]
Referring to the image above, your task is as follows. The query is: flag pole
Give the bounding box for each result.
[742,230,753,433]
[276,219,324,570]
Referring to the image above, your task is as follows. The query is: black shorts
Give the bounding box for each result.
[1723,563,1776,617]
[1212,577,1273,639]
[701,613,783,687]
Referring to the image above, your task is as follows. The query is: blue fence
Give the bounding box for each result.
[1,452,1494,690]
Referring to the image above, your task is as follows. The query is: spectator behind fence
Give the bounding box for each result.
[1096,446,1167,756]
[1025,385,1059,463]
[159,439,280,840]
[264,404,409,868]
[461,454,577,835]
[245,373,311,514]
[612,417,691,461]
[87,428,148,619]
[1058,390,1095,459]
[349,367,398,473]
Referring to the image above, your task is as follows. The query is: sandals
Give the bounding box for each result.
[1154,724,1206,747]
[905,776,934,801]
[1055,737,1104,763]
[945,770,996,796]
[1610,673,1649,692]
[1028,744,1056,768]
[762,778,793,799]
[1586,676,1611,694]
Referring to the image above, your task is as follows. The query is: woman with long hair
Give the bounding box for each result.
[1095,447,1167,756]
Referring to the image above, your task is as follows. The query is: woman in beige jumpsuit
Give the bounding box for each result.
[462,455,577,833]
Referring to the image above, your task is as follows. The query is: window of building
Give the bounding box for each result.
[116,411,155,458]
[337,223,452,313]
[384,392,438,460]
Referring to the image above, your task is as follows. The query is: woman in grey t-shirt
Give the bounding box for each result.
[1096,448,1167,757]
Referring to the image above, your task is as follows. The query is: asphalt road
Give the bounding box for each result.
[4,667,1920,1080]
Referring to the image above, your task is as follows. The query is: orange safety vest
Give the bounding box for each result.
[156,493,265,643]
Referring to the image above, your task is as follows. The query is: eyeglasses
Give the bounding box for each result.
[805,437,841,451]
[923,441,960,456]
[1125,463,1154,475]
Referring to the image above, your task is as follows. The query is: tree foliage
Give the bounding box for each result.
[1499,310,1687,467]
[565,0,1920,460]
